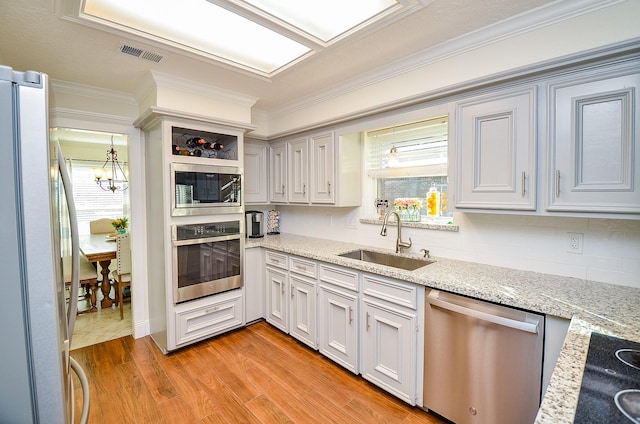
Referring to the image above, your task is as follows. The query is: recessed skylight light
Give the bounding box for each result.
[83,0,311,74]
[242,0,398,42]
[75,0,426,77]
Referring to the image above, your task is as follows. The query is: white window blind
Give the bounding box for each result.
[67,159,129,235]
[366,115,448,178]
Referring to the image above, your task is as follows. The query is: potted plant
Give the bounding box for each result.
[111,217,129,234]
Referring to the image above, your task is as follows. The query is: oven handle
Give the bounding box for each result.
[172,233,241,246]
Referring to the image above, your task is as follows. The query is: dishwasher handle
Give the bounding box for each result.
[427,291,539,334]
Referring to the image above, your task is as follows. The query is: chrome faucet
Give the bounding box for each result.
[380,210,412,253]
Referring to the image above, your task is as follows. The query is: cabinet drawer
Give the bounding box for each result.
[265,250,288,270]
[362,274,417,310]
[290,256,317,278]
[175,294,243,346]
[319,263,359,292]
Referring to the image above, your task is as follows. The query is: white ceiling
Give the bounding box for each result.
[1,0,559,112]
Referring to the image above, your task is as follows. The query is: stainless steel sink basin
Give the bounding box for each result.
[338,249,434,271]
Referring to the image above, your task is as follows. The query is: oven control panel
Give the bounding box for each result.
[173,221,241,241]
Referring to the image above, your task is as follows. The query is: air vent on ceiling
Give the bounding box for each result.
[119,43,163,63]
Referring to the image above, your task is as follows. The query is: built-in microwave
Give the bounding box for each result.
[170,163,242,216]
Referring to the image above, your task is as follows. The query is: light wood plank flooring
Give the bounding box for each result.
[70,321,450,423]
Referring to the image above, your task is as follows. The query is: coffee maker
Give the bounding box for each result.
[245,210,264,238]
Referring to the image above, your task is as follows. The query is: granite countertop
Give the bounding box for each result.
[246,233,640,423]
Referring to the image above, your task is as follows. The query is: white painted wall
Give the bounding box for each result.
[276,206,640,288]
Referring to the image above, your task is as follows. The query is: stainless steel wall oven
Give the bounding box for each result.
[171,163,242,216]
[172,220,242,304]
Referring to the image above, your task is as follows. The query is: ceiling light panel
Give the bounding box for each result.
[83,0,311,73]
[242,0,398,42]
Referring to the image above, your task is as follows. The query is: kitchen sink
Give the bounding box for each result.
[338,249,434,271]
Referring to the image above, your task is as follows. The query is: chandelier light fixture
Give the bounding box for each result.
[94,136,128,192]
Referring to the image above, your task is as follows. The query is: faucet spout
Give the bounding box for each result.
[380,211,412,253]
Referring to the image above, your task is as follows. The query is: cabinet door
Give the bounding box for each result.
[318,284,359,374]
[548,72,640,213]
[269,143,287,203]
[287,138,309,203]
[310,132,335,204]
[289,274,317,349]
[361,299,416,405]
[265,266,288,332]
[244,142,269,204]
[455,87,537,210]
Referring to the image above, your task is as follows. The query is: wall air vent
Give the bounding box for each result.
[119,43,164,63]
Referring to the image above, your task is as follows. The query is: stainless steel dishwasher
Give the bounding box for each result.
[423,290,544,424]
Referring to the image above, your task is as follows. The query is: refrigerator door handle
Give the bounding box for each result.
[427,291,539,334]
[57,143,80,330]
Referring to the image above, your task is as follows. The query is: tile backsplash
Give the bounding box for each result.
[277,206,640,289]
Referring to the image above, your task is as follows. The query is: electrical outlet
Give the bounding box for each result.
[567,232,584,254]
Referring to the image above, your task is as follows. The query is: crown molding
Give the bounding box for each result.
[50,79,137,105]
[49,107,136,128]
[268,0,626,118]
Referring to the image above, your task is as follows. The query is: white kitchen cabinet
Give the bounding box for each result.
[288,256,318,348]
[266,131,361,206]
[310,132,335,204]
[175,290,243,347]
[287,138,309,203]
[289,274,317,349]
[244,141,269,204]
[244,247,264,323]
[269,142,287,203]
[547,69,640,213]
[360,274,419,405]
[455,87,537,211]
[135,111,248,352]
[265,250,289,332]
[318,264,360,374]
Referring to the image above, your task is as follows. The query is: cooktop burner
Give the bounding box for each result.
[574,333,640,423]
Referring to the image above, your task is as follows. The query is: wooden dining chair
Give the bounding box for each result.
[111,232,132,320]
[62,254,98,313]
[90,218,114,234]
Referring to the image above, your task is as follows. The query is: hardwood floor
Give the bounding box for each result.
[70,321,450,423]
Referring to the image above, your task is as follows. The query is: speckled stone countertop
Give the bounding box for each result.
[246,233,640,423]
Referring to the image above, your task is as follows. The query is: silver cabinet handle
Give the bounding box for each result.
[282,184,285,195]
[366,312,370,330]
[303,184,306,195]
[349,306,353,324]
[555,170,560,198]
[328,181,331,195]
[521,171,526,196]
[428,292,539,334]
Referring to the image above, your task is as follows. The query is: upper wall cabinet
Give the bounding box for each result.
[269,142,287,203]
[268,131,361,207]
[244,141,269,204]
[455,87,537,211]
[288,138,310,203]
[547,68,640,214]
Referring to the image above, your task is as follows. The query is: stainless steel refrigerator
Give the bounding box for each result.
[0,66,89,423]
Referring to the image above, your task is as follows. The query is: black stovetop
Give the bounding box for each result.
[574,333,640,423]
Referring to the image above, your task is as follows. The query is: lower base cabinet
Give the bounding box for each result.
[360,273,421,405]
[318,283,359,374]
[175,290,244,347]
[361,299,416,404]
[290,273,317,349]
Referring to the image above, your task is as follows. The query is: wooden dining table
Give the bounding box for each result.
[79,233,117,309]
